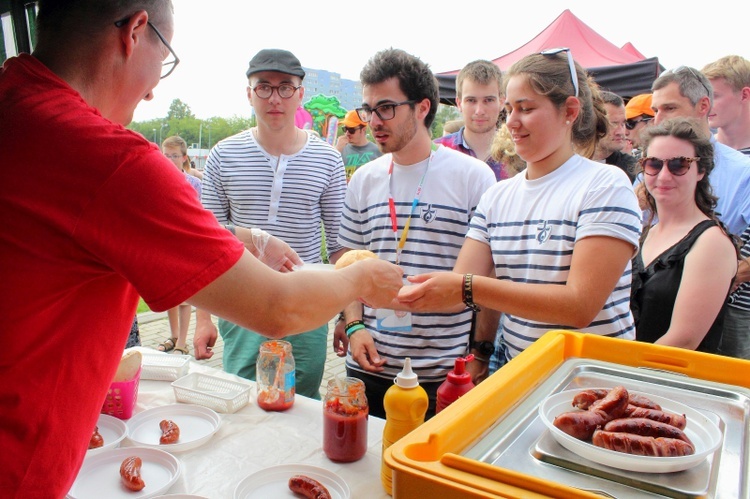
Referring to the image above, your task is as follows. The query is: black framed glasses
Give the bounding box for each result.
[639,156,699,176]
[625,117,653,130]
[114,17,180,79]
[252,83,301,99]
[356,100,415,123]
[344,126,362,134]
[665,66,712,98]
[540,47,579,98]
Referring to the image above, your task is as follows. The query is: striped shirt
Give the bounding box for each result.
[467,155,642,360]
[729,147,750,310]
[201,129,346,262]
[338,146,497,381]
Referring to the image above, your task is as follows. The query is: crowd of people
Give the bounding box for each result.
[2,0,750,496]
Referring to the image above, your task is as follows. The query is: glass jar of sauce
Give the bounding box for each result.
[256,340,295,411]
[323,377,368,462]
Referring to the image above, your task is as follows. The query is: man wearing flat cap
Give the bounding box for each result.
[335,109,382,181]
[625,93,655,159]
[195,48,348,398]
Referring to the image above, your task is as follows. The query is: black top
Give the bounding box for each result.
[631,219,727,354]
[606,151,637,182]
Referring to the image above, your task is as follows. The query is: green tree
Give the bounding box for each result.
[431,104,461,138]
[167,98,195,121]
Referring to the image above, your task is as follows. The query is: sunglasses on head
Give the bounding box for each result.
[539,47,579,98]
[625,117,653,130]
[344,126,362,134]
[639,156,699,176]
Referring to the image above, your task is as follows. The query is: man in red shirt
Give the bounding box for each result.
[0,2,402,496]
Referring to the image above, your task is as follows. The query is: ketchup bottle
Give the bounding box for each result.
[381,358,428,495]
[435,354,475,413]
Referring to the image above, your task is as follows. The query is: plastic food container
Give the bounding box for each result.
[140,353,190,381]
[101,366,141,420]
[171,372,251,413]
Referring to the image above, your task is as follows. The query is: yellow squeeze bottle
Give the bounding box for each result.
[381,357,428,495]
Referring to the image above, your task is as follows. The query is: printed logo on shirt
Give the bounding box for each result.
[536,220,551,244]
[421,204,437,224]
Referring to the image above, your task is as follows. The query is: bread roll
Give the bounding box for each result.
[113,350,142,382]
[334,249,379,270]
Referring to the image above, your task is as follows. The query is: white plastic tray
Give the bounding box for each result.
[126,404,221,453]
[141,353,190,381]
[539,388,723,473]
[171,372,251,413]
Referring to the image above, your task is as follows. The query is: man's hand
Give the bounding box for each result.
[467,357,490,385]
[332,320,348,357]
[349,330,385,372]
[234,226,302,272]
[193,311,218,360]
[335,134,349,153]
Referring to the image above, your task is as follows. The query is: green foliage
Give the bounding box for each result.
[128,100,256,149]
[431,104,462,138]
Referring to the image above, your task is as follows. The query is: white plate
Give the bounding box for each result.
[127,404,221,452]
[293,263,335,271]
[67,447,180,499]
[539,387,723,473]
[88,414,128,456]
[233,464,350,499]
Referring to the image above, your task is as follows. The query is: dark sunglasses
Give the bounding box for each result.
[639,156,699,176]
[344,126,362,134]
[625,117,653,130]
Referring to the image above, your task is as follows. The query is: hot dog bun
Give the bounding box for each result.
[113,350,142,382]
[334,249,378,270]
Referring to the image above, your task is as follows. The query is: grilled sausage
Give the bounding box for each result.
[89,426,104,449]
[120,456,145,491]
[289,475,331,499]
[603,418,692,444]
[553,410,608,440]
[572,388,662,411]
[624,406,687,430]
[159,419,180,445]
[592,430,695,456]
[588,385,629,420]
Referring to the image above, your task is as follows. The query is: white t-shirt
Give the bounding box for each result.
[468,155,642,360]
[338,145,497,381]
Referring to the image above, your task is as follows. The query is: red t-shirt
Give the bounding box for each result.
[0,54,244,497]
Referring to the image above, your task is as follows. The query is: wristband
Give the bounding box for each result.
[224,223,236,235]
[462,273,480,312]
[345,320,365,338]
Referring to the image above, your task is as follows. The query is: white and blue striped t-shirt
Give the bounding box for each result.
[468,155,642,360]
[201,130,346,262]
[338,146,497,382]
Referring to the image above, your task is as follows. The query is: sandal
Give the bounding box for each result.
[157,337,177,352]
[173,346,190,356]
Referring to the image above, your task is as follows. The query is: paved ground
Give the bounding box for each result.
[137,310,346,394]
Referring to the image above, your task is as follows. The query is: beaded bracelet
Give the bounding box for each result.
[345,320,365,338]
[462,273,480,312]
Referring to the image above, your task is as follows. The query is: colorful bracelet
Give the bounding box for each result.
[345,320,365,338]
[462,274,480,312]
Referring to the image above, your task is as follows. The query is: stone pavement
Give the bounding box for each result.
[136,310,346,394]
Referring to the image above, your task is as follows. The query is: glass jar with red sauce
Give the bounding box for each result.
[323,377,368,462]
[256,340,295,411]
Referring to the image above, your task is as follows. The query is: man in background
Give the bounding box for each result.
[594,91,636,182]
[336,109,382,181]
[194,48,348,399]
[624,93,655,159]
[434,59,507,181]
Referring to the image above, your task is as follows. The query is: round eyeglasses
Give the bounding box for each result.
[639,156,699,176]
[252,83,301,99]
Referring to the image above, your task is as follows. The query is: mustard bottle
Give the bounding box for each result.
[381,357,428,495]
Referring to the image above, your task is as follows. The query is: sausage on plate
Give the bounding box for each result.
[288,474,331,499]
[120,456,145,491]
[592,429,695,456]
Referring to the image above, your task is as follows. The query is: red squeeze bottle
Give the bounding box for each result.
[436,354,475,413]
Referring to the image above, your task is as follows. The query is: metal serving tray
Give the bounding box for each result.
[464,358,750,498]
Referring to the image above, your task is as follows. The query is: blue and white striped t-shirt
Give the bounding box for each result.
[467,155,642,360]
[201,130,346,262]
[338,146,497,382]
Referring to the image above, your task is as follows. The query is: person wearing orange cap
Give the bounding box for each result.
[335,109,382,181]
[625,93,655,158]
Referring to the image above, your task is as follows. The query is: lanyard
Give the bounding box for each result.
[387,147,435,264]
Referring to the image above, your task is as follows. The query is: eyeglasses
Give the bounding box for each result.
[665,66,712,98]
[356,100,415,123]
[344,126,362,134]
[540,47,579,98]
[114,18,180,79]
[252,83,301,99]
[639,156,699,176]
[625,117,653,130]
[164,153,183,160]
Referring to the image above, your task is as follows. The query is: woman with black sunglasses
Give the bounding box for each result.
[631,118,738,353]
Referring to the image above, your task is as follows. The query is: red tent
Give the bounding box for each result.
[436,10,662,102]
[621,42,647,60]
